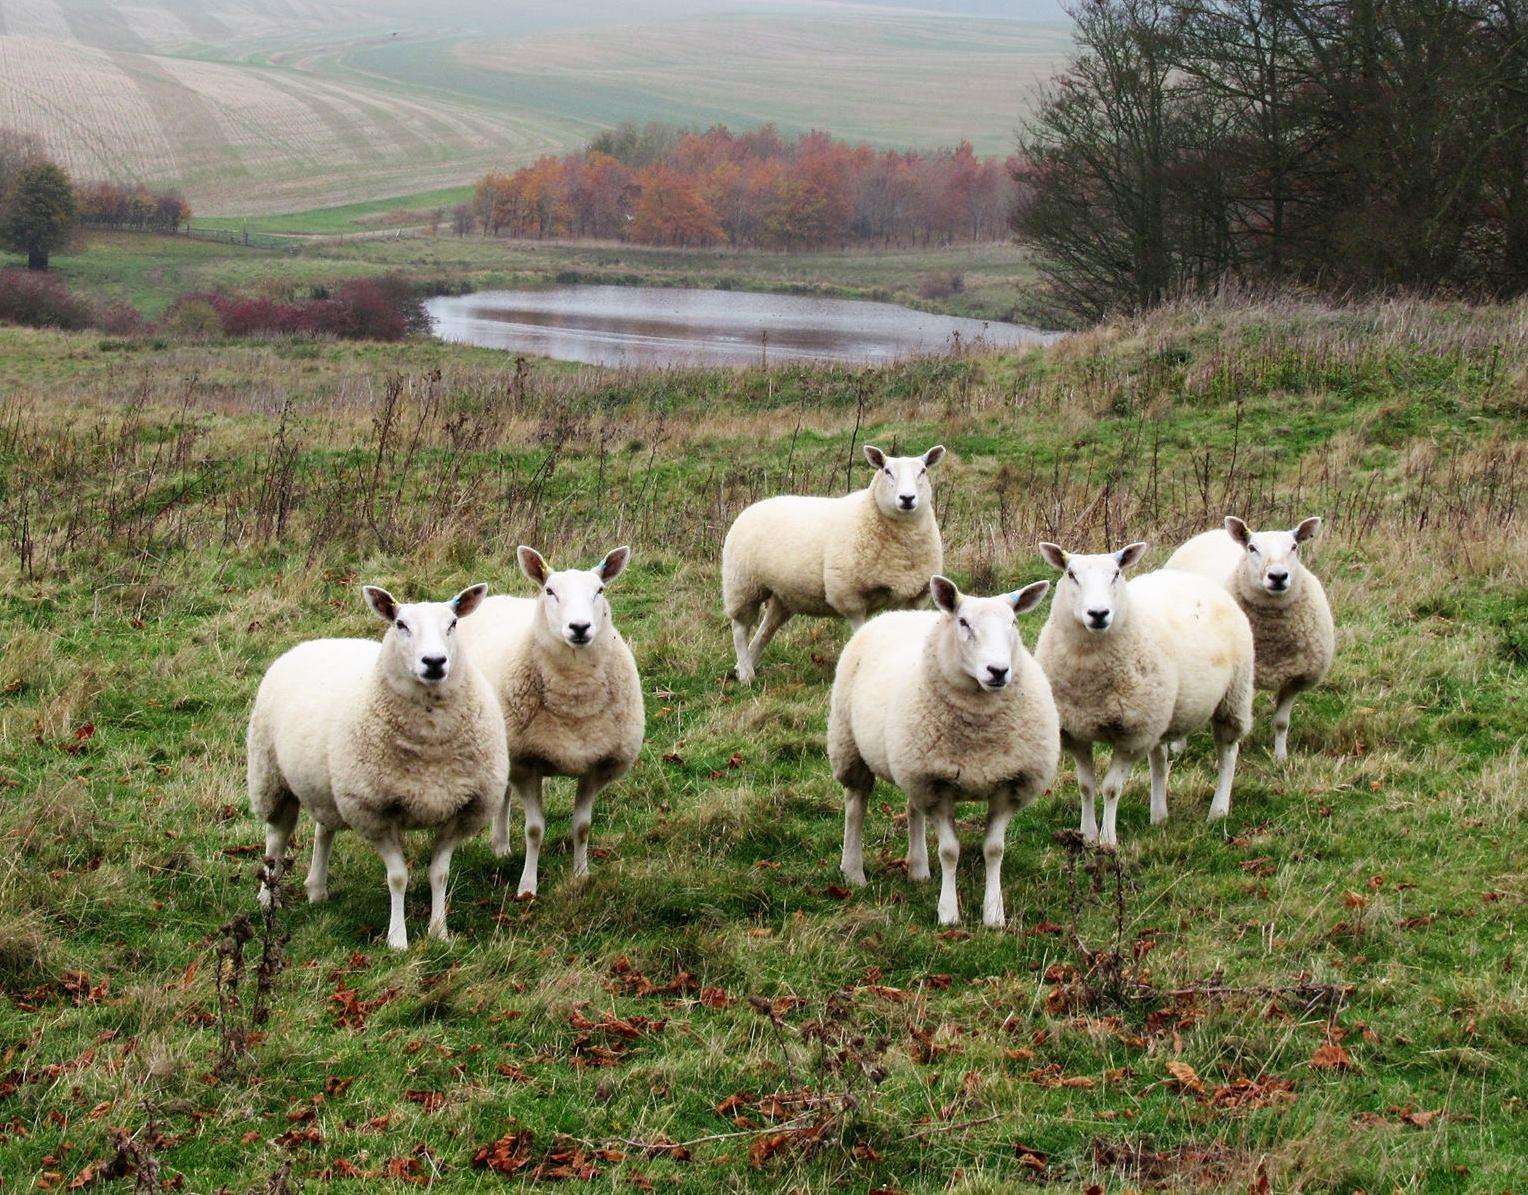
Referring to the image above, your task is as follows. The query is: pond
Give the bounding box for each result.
[424,285,1055,368]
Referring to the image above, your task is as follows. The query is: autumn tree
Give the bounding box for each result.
[629,166,723,246]
[2,161,76,270]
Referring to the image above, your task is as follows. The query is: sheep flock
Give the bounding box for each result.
[249,445,1334,943]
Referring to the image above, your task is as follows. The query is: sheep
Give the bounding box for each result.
[247,583,507,951]
[456,546,644,898]
[722,444,946,683]
[1165,516,1334,761]
[1033,543,1253,848]
[828,574,1058,927]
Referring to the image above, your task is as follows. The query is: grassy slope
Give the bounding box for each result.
[6,4,1065,215]
[45,230,1041,323]
[0,298,1523,1191]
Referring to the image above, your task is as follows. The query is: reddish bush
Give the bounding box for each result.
[0,267,95,330]
[168,275,425,341]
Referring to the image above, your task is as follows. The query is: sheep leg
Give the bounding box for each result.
[490,786,514,858]
[373,831,410,951]
[305,822,334,903]
[731,615,757,684]
[1272,689,1298,762]
[571,773,606,880]
[426,823,468,941]
[746,599,792,673]
[1098,749,1141,849]
[839,775,872,886]
[1208,739,1239,822]
[1067,739,1099,844]
[1148,744,1170,826]
[905,799,931,881]
[514,775,546,898]
[931,795,961,926]
[981,793,1017,929]
[258,797,298,909]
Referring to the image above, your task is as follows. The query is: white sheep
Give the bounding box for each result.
[1034,543,1254,848]
[828,574,1058,927]
[247,584,507,950]
[721,444,946,683]
[1165,516,1334,761]
[456,546,644,898]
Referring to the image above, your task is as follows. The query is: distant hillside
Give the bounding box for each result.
[0,0,1069,215]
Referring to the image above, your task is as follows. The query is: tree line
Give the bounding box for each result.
[0,129,190,270]
[1012,0,1528,322]
[463,122,1016,249]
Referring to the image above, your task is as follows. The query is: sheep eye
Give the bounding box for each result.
[958,617,969,629]
[1114,571,1121,581]
[1248,545,1259,554]
[545,588,556,598]
[395,620,407,632]
[597,587,605,596]
[448,619,457,632]
[1066,570,1076,582]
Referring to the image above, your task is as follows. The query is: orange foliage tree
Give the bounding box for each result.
[469,123,1013,249]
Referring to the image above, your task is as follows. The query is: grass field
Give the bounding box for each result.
[0,296,1522,1189]
[0,1,1068,216]
[47,230,1043,323]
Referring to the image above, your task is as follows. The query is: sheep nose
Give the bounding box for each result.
[986,665,1009,685]
[1266,570,1289,589]
[898,494,916,509]
[420,655,447,677]
[567,622,591,642]
[1086,608,1111,627]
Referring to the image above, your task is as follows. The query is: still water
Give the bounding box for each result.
[424,285,1055,368]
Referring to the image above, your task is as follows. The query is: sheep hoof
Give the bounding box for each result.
[907,864,931,882]
[841,868,867,887]
[1207,804,1229,823]
[305,886,328,904]
[982,909,1005,930]
[491,838,513,859]
[937,910,960,928]
[427,921,450,943]
[516,887,538,901]
[386,931,408,952]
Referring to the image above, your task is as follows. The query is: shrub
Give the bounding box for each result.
[917,270,965,300]
[163,296,221,338]
[168,275,427,342]
[0,267,93,329]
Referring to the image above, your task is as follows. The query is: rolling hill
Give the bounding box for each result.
[0,0,1070,215]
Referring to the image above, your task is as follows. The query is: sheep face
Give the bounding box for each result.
[363,583,489,688]
[864,444,944,518]
[930,575,1049,690]
[1038,542,1148,634]
[1225,516,1320,598]
[518,545,631,650]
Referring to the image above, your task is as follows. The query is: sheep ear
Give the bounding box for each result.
[518,546,550,587]
[922,445,946,468]
[1293,516,1322,543]
[451,583,488,618]
[1037,542,1068,571]
[1007,579,1050,615]
[1225,516,1252,547]
[863,445,887,470]
[597,546,631,584]
[930,574,961,614]
[362,585,398,623]
[1116,541,1148,569]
